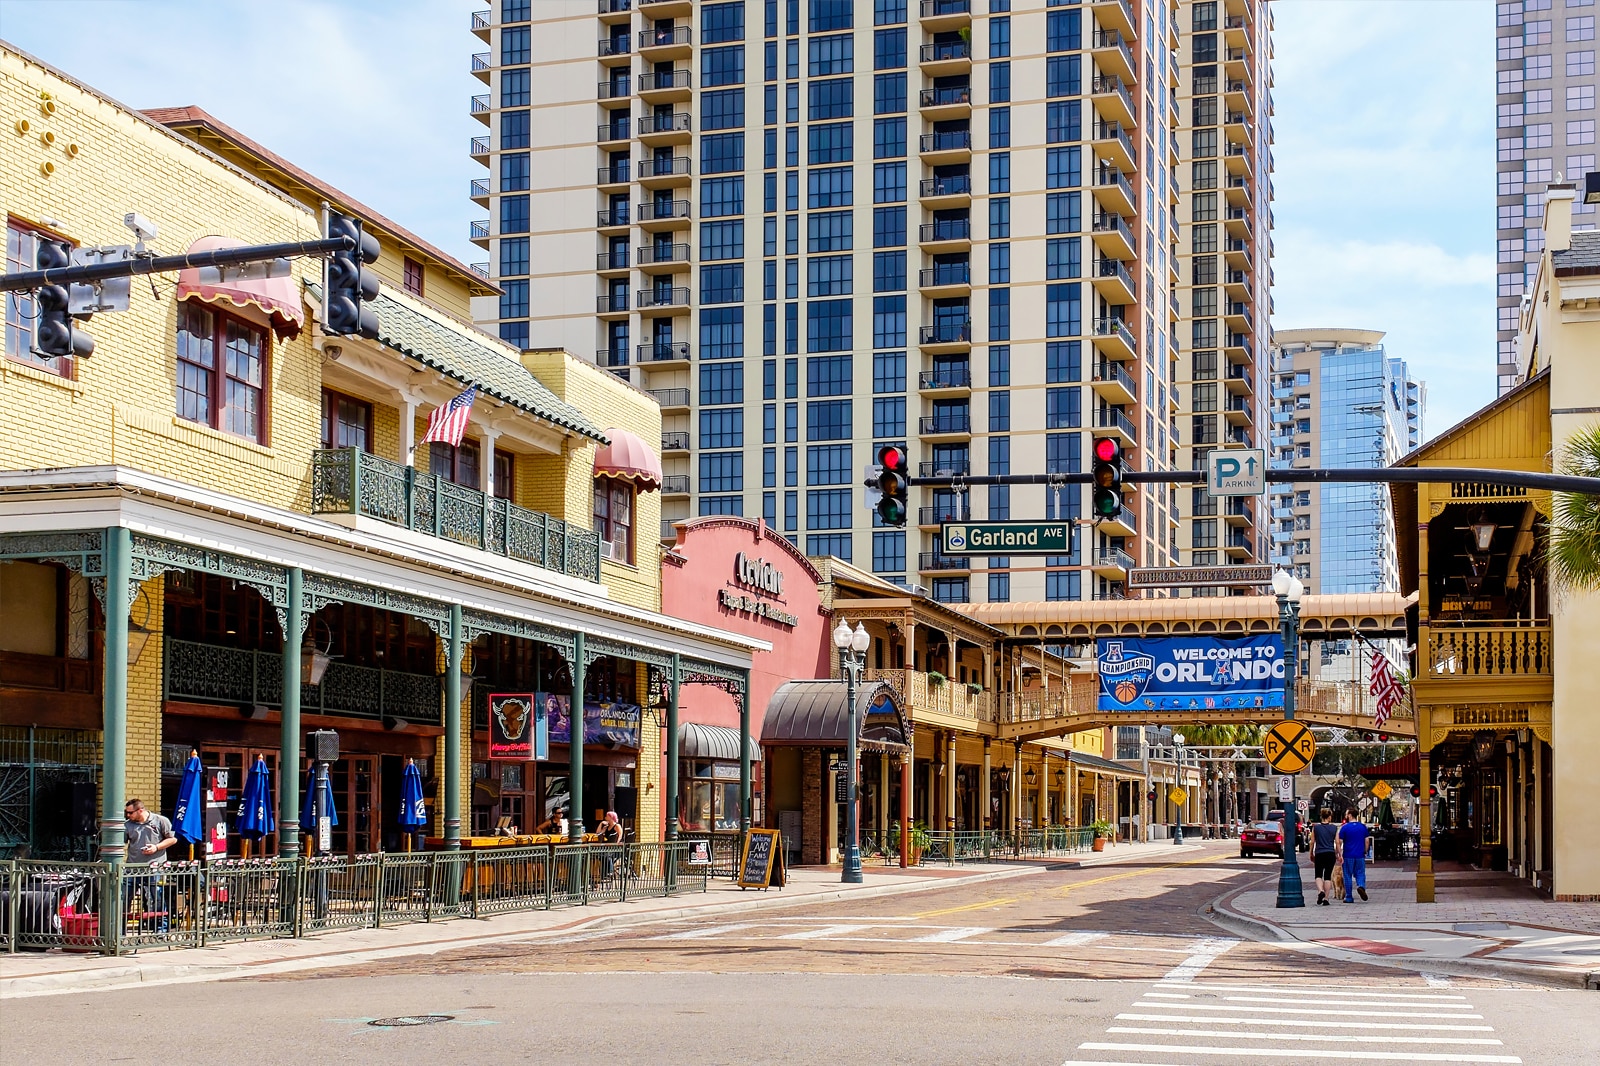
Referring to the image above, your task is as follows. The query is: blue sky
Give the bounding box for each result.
[0,0,1498,436]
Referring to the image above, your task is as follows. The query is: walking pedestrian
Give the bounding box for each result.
[1311,808,1338,906]
[1337,809,1370,902]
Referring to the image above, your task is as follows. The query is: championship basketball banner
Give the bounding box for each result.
[488,692,549,761]
[1096,635,1286,712]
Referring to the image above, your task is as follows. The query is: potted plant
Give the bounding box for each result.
[1089,819,1115,852]
[966,682,983,696]
[908,821,933,865]
[927,671,946,687]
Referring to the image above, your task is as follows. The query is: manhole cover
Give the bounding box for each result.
[369,1016,455,1028]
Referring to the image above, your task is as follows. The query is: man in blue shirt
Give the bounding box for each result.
[1337,810,1370,902]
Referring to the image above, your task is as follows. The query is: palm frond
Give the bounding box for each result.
[1547,423,1600,592]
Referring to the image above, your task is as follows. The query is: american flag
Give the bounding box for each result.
[420,385,477,448]
[1369,648,1407,728]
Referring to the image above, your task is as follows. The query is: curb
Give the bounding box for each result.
[0,864,1043,998]
[1203,877,1599,990]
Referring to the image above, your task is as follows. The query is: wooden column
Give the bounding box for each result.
[944,730,956,831]
[899,741,913,868]
[1417,740,1434,903]
[981,738,992,830]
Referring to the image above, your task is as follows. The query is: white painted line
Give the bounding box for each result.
[1142,992,1191,999]
[1162,937,1235,982]
[1115,1013,1494,1032]
[1168,982,1467,1001]
[756,916,922,922]
[908,926,992,943]
[1078,1041,1520,1062]
[1106,1026,1502,1046]
[1214,994,1476,1011]
[1130,1002,1484,1019]
[1045,931,1112,948]
[654,922,762,940]
[778,924,884,940]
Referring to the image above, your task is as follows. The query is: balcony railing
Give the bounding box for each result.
[1092,360,1138,396]
[597,293,629,313]
[470,220,490,240]
[919,174,973,197]
[920,40,971,63]
[597,248,630,270]
[598,35,631,57]
[637,242,691,265]
[1424,623,1553,679]
[165,639,442,725]
[919,365,972,389]
[597,206,631,226]
[1093,317,1138,352]
[596,347,629,367]
[918,503,969,525]
[471,9,491,31]
[864,667,992,722]
[917,551,971,571]
[1093,166,1133,198]
[598,77,632,100]
[470,136,489,156]
[598,119,631,142]
[637,340,691,361]
[469,262,489,279]
[919,412,972,434]
[662,431,690,451]
[470,178,489,199]
[598,162,632,184]
[920,130,972,153]
[636,155,691,178]
[311,448,600,582]
[919,85,972,108]
[471,94,490,115]
[662,474,690,494]
[1094,548,1135,572]
[919,322,972,345]
[647,387,690,408]
[638,69,692,92]
[920,0,973,16]
[919,265,971,288]
[639,25,692,48]
[637,111,692,135]
[637,199,691,222]
[1095,257,1136,293]
[637,286,690,308]
[919,219,972,243]
[920,458,969,477]
[471,52,491,74]
[1093,407,1138,441]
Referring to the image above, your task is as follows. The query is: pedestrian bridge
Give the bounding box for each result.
[957,593,1417,743]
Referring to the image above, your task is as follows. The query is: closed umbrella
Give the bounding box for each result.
[301,770,339,854]
[236,756,276,858]
[172,750,205,859]
[398,759,427,852]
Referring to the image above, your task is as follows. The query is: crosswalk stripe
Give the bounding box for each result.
[1210,994,1476,1010]
[908,926,992,943]
[1161,937,1235,982]
[1077,1041,1520,1062]
[1115,1013,1494,1032]
[653,923,760,940]
[777,924,880,940]
[1046,931,1112,947]
[1105,1026,1502,1046]
[1130,1002,1483,1020]
[1165,982,1467,1001]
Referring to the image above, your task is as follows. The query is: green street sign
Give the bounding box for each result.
[941,522,1073,555]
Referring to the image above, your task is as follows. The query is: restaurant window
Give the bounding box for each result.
[6,219,73,378]
[681,763,743,833]
[493,450,515,501]
[320,390,373,451]
[176,301,268,444]
[429,438,481,489]
[593,476,635,564]
[403,256,425,297]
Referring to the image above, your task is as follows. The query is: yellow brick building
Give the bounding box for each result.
[0,45,760,861]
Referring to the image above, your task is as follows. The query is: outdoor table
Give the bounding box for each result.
[424,835,599,899]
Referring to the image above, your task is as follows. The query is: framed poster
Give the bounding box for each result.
[488,693,548,761]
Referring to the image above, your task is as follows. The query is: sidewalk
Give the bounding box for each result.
[0,839,1198,999]
[1210,853,1600,988]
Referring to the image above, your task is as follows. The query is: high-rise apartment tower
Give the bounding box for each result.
[470,0,1269,603]
[1494,0,1600,395]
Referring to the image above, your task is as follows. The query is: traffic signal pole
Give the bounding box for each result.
[899,467,1600,495]
[0,235,357,293]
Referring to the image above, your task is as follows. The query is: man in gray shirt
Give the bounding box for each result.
[124,798,176,933]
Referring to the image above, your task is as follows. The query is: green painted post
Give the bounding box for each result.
[739,668,752,832]
[569,634,586,841]
[279,567,303,855]
[99,527,131,865]
[666,654,681,840]
[445,604,463,850]
[347,446,361,515]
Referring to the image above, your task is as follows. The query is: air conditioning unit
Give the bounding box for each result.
[601,539,621,561]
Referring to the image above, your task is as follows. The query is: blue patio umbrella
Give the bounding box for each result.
[398,759,427,852]
[301,770,339,852]
[171,750,205,856]
[236,756,276,856]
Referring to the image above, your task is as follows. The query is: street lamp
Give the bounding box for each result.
[1271,568,1307,909]
[833,619,870,885]
[1172,733,1186,846]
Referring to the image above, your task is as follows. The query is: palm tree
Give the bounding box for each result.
[1547,423,1600,592]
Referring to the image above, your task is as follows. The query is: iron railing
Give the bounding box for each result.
[310,447,601,582]
[2,844,702,955]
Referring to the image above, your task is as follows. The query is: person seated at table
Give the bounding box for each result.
[598,811,624,879]
[535,808,567,835]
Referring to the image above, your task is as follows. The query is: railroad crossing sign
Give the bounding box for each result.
[1263,719,1316,774]
[1370,780,1393,801]
[1168,786,1188,806]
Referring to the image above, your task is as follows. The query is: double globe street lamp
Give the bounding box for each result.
[1271,567,1307,909]
[833,620,871,885]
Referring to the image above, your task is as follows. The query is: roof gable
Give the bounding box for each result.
[1395,370,1549,468]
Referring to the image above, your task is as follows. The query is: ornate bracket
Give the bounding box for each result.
[302,572,452,637]
[125,535,289,624]
[0,530,106,582]
[584,633,672,672]
[459,606,575,662]
[682,657,747,715]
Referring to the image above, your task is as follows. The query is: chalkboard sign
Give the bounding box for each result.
[738,828,785,890]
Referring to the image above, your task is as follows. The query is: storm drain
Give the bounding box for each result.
[369,1015,455,1028]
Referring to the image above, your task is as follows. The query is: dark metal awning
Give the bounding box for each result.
[678,722,757,762]
[760,679,910,753]
[1068,750,1147,779]
[1358,750,1419,780]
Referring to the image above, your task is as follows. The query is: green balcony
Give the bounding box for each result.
[311,448,600,583]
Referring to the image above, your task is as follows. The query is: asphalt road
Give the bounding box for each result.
[5,844,1596,1065]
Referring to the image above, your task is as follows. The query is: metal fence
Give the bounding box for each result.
[1,843,703,955]
[679,833,741,879]
[855,827,1099,867]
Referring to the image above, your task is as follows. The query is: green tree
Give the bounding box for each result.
[1547,423,1600,591]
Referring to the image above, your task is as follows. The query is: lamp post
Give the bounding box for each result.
[1272,568,1307,909]
[1172,734,1185,846]
[833,619,870,884]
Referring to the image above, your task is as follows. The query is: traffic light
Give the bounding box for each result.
[872,444,909,527]
[33,239,94,360]
[324,211,380,339]
[1092,437,1125,519]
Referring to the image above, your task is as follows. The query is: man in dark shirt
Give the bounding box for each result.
[1311,808,1338,906]
[1338,810,1371,902]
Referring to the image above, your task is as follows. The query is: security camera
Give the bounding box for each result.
[324,344,343,361]
[123,212,159,243]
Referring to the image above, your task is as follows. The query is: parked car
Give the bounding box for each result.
[1265,809,1311,852]
[1239,821,1284,858]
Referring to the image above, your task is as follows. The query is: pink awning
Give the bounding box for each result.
[175,235,305,338]
[593,426,662,491]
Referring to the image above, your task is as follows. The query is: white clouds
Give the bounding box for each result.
[1,0,478,265]
[1271,0,1499,435]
